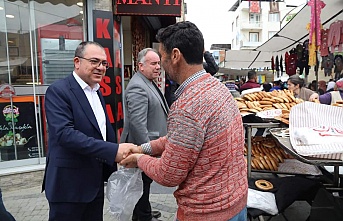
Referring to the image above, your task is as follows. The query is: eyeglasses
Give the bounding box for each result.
[78,56,109,69]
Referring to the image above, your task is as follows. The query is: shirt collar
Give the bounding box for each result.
[73,71,100,91]
[174,69,207,99]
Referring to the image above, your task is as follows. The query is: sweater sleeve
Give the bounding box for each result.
[319,93,332,105]
[137,109,204,187]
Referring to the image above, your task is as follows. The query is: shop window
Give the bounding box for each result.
[0,0,85,163]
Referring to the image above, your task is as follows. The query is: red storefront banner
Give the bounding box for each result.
[93,10,124,142]
[115,0,181,16]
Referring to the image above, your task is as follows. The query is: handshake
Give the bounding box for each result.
[115,143,145,168]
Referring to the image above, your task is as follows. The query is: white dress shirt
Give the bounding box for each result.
[73,72,107,141]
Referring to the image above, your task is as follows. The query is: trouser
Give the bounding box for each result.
[133,172,153,221]
[48,186,104,221]
[0,188,16,221]
[175,207,247,221]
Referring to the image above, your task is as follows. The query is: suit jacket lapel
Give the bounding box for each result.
[137,72,169,114]
[67,74,102,135]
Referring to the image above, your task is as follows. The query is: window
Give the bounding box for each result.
[0,0,86,163]
[236,16,239,27]
[249,32,259,42]
[269,13,280,22]
[249,13,261,23]
[232,22,234,32]
[268,31,277,39]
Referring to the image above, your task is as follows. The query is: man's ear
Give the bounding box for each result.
[171,48,182,64]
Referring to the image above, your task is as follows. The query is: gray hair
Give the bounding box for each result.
[288,75,305,88]
[137,48,159,64]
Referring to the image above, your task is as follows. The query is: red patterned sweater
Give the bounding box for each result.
[137,73,247,221]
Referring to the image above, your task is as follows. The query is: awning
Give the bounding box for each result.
[218,67,272,76]
[256,0,343,53]
[224,50,274,69]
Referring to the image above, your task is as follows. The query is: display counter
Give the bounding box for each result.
[270,128,343,191]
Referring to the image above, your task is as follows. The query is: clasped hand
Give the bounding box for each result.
[115,143,144,168]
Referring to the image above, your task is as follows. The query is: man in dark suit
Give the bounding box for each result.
[42,41,138,221]
[121,48,168,221]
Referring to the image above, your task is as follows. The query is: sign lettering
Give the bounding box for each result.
[116,0,181,16]
[94,10,123,142]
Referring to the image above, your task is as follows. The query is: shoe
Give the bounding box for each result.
[132,211,161,221]
[152,211,161,218]
[133,217,162,221]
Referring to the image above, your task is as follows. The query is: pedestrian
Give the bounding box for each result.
[239,70,260,92]
[121,48,169,221]
[318,80,326,95]
[0,188,16,221]
[311,78,343,105]
[287,75,318,101]
[262,82,272,92]
[270,80,282,92]
[326,80,335,93]
[120,21,248,221]
[42,41,138,221]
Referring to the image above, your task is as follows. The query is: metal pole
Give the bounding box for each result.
[314,0,319,93]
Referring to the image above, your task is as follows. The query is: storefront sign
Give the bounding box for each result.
[0,100,37,160]
[93,10,123,142]
[0,84,15,99]
[115,0,181,16]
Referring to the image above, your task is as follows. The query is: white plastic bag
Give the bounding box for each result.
[106,167,143,221]
[247,188,278,215]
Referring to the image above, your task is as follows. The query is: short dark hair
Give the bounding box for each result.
[273,80,281,86]
[74,41,105,58]
[156,21,204,65]
[248,70,256,80]
[263,83,272,92]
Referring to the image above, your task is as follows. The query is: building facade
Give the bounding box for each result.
[229,0,306,50]
[0,0,183,178]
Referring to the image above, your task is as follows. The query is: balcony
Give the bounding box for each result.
[240,41,263,49]
[240,21,263,30]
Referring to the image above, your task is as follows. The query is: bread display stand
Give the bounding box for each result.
[243,122,281,177]
[270,128,343,191]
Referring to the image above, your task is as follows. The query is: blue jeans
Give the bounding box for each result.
[175,207,247,221]
[0,188,16,221]
[228,207,247,221]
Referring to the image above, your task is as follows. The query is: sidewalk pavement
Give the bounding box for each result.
[2,182,177,221]
[1,175,311,221]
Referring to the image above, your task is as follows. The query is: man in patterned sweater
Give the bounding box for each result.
[121,21,248,221]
